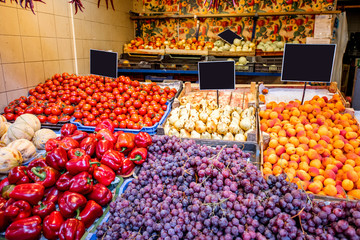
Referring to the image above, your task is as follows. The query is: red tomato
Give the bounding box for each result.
[59,115,71,122]
[48,115,59,124]
[139,107,147,116]
[73,111,83,119]
[63,106,74,115]
[159,98,167,105]
[133,100,142,109]
[37,115,47,123]
[161,105,167,111]
[131,114,140,123]
[119,121,127,128]
[51,107,61,116]
[4,113,15,121]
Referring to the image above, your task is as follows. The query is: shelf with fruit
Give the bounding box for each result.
[2,73,177,130]
[260,94,360,200]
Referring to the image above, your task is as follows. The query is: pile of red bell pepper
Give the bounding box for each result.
[0,120,152,240]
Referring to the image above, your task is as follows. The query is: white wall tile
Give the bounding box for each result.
[2,63,27,91]
[41,37,59,61]
[17,8,40,37]
[22,37,43,62]
[43,61,60,78]
[25,61,45,87]
[0,6,20,35]
[6,89,28,103]
[38,13,56,37]
[0,35,24,63]
[55,16,71,38]
[0,93,8,111]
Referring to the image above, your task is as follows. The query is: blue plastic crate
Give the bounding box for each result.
[71,102,171,135]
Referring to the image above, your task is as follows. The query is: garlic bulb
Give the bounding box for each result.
[180,129,191,138]
[184,120,195,132]
[211,133,223,140]
[190,130,201,139]
[223,132,234,141]
[240,117,252,131]
[235,133,246,141]
[174,119,185,130]
[206,120,217,134]
[217,122,229,135]
[195,121,206,134]
[199,111,209,123]
[229,122,241,135]
[168,128,180,137]
[201,132,212,139]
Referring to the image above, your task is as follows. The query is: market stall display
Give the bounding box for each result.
[260,94,360,199]
[2,74,177,130]
[96,135,360,239]
[163,100,256,141]
[0,121,152,239]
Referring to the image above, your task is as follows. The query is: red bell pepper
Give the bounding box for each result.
[66,155,100,175]
[43,186,61,204]
[27,158,48,169]
[43,211,64,240]
[134,132,152,148]
[87,183,112,206]
[117,158,135,176]
[59,217,85,240]
[95,119,115,133]
[29,166,60,188]
[32,200,56,219]
[61,123,77,137]
[0,177,9,193]
[129,147,148,165]
[100,149,124,171]
[93,164,115,186]
[56,172,74,191]
[69,172,93,195]
[113,131,122,139]
[3,198,16,209]
[68,148,86,160]
[60,137,80,151]
[5,216,42,240]
[80,137,97,156]
[5,183,44,205]
[70,130,88,142]
[88,159,99,175]
[78,200,103,228]
[4,200,32,221]
[115,132,135,153]
[8,166,30,185]
[58,191,87,218]
[45,139,60,152]
[95,129,116,144]
[46,147,68,171]
[96,139,114,159]
[0,209,9,231]
[0,196,7,209]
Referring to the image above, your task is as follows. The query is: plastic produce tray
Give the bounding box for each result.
[70,102,171,135]
[254,56,283,73]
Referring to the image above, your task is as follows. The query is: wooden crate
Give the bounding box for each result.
[124,48,165,55]
[157,82,259,143]
[165,49,208,56]
[208,50,255,57]
[258,82,350,108]
[255,49,283,56]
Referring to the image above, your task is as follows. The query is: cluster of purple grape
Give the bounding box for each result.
[96,135,360,240]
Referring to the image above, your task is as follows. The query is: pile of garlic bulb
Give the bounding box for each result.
[164,99,256,141]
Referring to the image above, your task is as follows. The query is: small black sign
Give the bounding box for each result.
[218,29,243,45]
[281,44,336,83]
[198,61,235,90]
[90,49,118,78]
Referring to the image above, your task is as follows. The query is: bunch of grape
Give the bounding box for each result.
[96,135,360,240]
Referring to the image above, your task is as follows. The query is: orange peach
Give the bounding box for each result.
[323,169,336,180]
[310,159,322,169]
[290,154,300,163]
[308,181,322,194]
[263,167,272,176]
[347,170,359,182]
[336,185,346,197]
[297,180,310,190]
[308,167,319,177]
[313,144,325,154]
[296,147,305,156]
[344,143,355,153]
[324,178,336,186]
[299,162,310,172]
[343,164,354,173]
[323,185,337,196]
[277,159,288,168]
[288,161,299,170]
[298,144,309,151]
[342,179,354,191]
[268,154,278,164]
[278,137,288,146]
[333,140,345,149]
[296,170,311,181]
[286,146,296,155]
[314,175,325,183]
[275,146,286,156]
[348,189,360,200]
[308,149,318,160]
[286,128,296,138]
[345,159,356,167]
[273,166,283,176]
[300,156,310,164]
[289,137,300,147]
[269,139,278,149]
[308,139,318,148]
[299,136,309,145]
[278,130,287,137]
[269,111,279,119]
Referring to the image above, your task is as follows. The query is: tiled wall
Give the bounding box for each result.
[0,0,134,110]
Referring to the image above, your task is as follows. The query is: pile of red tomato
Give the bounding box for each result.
[3,73,177,128]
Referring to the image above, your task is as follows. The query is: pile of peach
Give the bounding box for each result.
[260,94,360,199]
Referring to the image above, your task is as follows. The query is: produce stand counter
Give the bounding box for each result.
[118,68,282,77]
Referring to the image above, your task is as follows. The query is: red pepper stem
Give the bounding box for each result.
[120,147,126,152]
[31,167,46,181]
[75,208,81,220]
[75,151,83,157]
[89,161,101,166]
[130,155,143,161]
[87,177,92,185]
[39,202,46,210]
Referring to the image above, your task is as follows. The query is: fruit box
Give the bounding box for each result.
[157,82,259,143]
[165,48,209,56]
[258,82,350,109]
